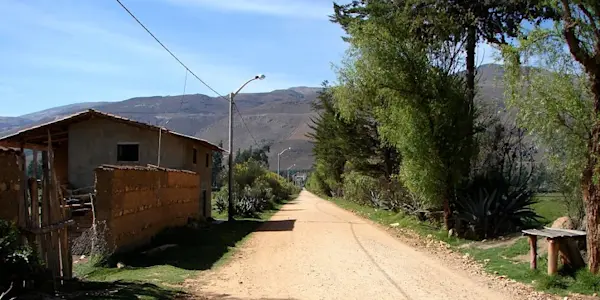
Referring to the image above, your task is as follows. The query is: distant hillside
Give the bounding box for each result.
[0,64,513,170]
[0,87,322,170]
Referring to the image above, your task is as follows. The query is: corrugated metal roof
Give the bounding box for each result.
[0,109,226,152]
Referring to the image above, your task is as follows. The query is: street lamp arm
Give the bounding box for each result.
[232,75,265,98]
[278,147,291,156]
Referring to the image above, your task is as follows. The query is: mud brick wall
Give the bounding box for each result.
[95,165,200,252]
[0,149,21,223]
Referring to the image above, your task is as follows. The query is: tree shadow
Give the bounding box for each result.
[199,292,299,300]
[108,219,295,271]
[255,219,296,232]
[14,280,191,300]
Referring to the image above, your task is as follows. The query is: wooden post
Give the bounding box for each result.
[528,235,537,270]
[548,238,559,275]
[41,151,50,266]
[46,131,60,286]
[18,144,27,229]
[31,150,39,228]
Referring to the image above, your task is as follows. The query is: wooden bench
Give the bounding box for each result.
[522,228,586,275]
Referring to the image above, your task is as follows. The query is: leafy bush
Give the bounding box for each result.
[342,171,420,214]
[0,220,43,295]
[214,159,298,218]
[455,172,541,239]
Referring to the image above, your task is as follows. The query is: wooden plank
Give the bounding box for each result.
[543,227,587,237]
[31,150,39,228]
[523,228,586,239]
[46,131,60,286]
[528,235,537,270]
[40,151,50,268]
[23,219,75,234]
[59,228,71,280]
[30,150,43,263]
[48,134,71,283]
[18,144,27,228]
[548,239,559,275]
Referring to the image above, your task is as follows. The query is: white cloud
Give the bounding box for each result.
[163,0,331,19]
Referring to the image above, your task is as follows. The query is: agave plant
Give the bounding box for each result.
[455,172,541,240]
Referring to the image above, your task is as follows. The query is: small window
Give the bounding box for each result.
[117,144,139,162]
[192,148,198,164]
[205,153,210,167]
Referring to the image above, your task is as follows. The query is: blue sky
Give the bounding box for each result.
[0,0,499,117]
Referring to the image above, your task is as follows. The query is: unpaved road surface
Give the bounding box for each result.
[191,191,523,300]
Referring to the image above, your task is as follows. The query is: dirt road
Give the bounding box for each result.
[193,191,521,300]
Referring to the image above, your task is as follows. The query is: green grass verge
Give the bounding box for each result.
[69,197,294,299]
[321,193,600,297]
[532,193,566,225]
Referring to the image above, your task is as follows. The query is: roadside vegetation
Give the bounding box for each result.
[0,145,298,299]
[307,0,600,296]
[67,146,299,299]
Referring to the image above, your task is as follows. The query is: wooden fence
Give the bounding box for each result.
[17,135,73,287]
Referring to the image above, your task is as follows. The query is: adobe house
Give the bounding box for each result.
[0,109,225,218]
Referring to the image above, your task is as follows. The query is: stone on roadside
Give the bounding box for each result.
[551,216,574,230]
[390,223,400,227]
[448,229,455,238]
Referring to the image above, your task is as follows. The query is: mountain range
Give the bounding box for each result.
[0,64,508,171]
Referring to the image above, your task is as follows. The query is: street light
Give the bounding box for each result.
[277,147,291,178]
[228,74,266,222]
[286,164,296,181]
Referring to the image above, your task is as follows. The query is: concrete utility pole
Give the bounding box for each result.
[286,164,296,181]
[228,74,266,222]
[277,147,291,178]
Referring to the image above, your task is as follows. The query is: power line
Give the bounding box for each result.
[233,103,261,148]
[115,0,264,148]
[115,0,223,97]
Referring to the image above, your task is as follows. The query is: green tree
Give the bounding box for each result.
[212,141,224,188]
[234,145,270,167]
[307,82,400,196]
[503,0,600,273]
[333,7,473,229]
[556,0,600,273]
[26,160,42,179]
[331,0,558,182]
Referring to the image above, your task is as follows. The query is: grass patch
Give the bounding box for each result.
[532,193,565,225]
[321,193,600,297]
[71,197,294,299]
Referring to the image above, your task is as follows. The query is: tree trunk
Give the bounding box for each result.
[465,25,477,176]
[584,74,600,274]
[443,195,451,230]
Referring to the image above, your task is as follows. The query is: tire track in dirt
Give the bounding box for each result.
[313,201,412,300]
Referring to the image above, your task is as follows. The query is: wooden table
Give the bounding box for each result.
[522,227,586,275]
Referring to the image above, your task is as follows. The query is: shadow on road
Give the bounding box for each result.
[198,292,299,300]
[56,280,190,299]
[255,219,296,232]
[108,219,296,271]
